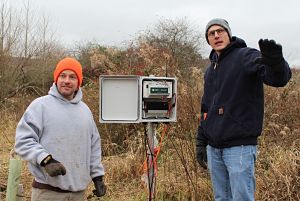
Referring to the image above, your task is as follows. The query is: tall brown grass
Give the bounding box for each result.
[0,70,299,201]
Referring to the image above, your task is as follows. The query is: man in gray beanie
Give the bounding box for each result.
[205,18,232,44]
[196,18,291,201]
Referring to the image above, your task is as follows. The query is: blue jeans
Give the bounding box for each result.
[207,145,257,201]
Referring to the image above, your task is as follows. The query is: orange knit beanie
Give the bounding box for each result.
[54,57,83,87]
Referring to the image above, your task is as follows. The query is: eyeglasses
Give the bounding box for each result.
[207,28,226,38]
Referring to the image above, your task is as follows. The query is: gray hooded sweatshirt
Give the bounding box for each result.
[14,83,104,191]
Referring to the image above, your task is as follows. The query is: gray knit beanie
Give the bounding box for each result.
[205,18,232,44]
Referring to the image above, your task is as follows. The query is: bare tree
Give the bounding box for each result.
[0,0,64,101]
[0,1,20,56]
[138,17,207,78]
[0,1,23,100]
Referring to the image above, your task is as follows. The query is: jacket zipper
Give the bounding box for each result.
[213,61,219,105]
[214,62,218,69]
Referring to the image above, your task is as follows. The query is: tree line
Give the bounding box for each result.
[0,1,208,103]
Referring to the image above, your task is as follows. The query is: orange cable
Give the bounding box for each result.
[141,124,169,176]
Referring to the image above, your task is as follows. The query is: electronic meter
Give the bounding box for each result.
[141,78,175,120]
[143,81,172,98]
[99,75,177,123]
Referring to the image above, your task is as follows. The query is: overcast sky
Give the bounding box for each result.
[8,0,300,67]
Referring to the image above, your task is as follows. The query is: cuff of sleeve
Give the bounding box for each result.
[37,152,50,166]
[267,59,285,72]
[92,176,103,182]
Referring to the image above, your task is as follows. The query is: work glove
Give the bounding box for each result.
[92,176,106,197]
[40,155,66,177]
[196,146,207,169]
[255,39,283,66]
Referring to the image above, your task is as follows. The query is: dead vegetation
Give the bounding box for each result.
[0,70,299,201]
[0,4,299,199]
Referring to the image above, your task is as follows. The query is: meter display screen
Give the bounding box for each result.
[150,87,169,94]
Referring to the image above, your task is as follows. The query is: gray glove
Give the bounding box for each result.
[93,176,106,197]
[255,39,283,66]
[41,155,66,177]
[196,146,207,169]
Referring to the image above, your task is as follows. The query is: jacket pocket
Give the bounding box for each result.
[203,104,260,144]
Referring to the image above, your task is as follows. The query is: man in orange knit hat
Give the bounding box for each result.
[14,57,106,200]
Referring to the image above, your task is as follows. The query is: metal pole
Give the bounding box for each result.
[146,122,156,200]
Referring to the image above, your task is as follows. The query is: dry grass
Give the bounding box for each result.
[256,141,300,200]
[0,70,299,200]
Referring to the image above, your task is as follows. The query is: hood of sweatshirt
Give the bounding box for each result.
[48,83,82,104]
[209,36,247,63]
